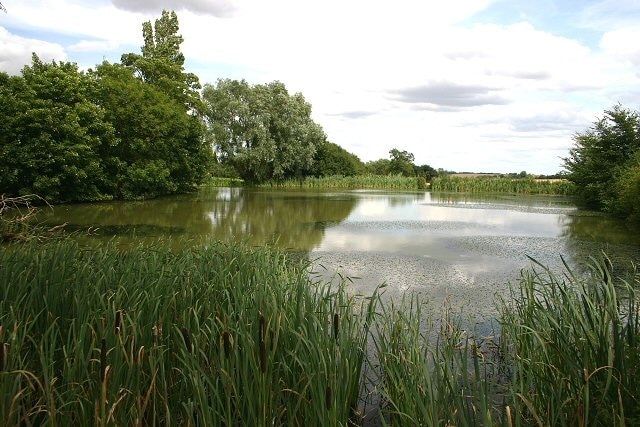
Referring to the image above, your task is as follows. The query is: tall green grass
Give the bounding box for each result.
[2,239,638,425]
[0,240,376,425]
[260,174,423,190]
[432,176,575,195]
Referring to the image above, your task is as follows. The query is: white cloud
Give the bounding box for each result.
[111,0,235,17]
[68,39,118,53]
[600,28,640,68]
[0,26,66,74]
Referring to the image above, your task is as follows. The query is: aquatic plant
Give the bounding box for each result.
[0,240,376,425]
[260,174,423,190]
[1,239,637,425]
[431,176,575,195]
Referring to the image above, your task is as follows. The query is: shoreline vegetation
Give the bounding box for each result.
[1,237,638,426]
[202,174,575,195]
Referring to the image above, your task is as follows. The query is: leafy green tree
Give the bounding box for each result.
[0,55,116,202]
[415,164,438,181]
[202,79,325,184]
[563,105,640,210]
[388,148,416,176]
[121,9,201,111]
[310,141,363,177]
[94,61,211,199]
[364,158,391,175]
[611,152,640,220]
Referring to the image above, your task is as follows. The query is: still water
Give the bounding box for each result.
[41,187,640,316]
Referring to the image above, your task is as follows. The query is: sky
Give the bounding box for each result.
[1,0,639,174]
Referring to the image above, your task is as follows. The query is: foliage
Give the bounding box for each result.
[201,176,244,187]
[0,57,116,202]
[121,10,202,111]
[364,158,391,175]
[563,105,640,215]
[0,240,376,425]
[388,148,416,176]
[611,152,640,220]
[2,236,638,425]
[260,174,423,190]
[431,175,575,195]
[0,12,212,202]
[415,163,439,181]
[93,62,211,199]
[309,141,364,177]
[202,79,326,184]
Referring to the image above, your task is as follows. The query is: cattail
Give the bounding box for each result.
[325,385,332,410]
[0,342,6,372]
[152,325,158,346]
[259,339,267,374]
[259,312,265,344]
[333,313,339,340]
[259,312,267,373]
[223,331,232,359]
[115,310,122,335]
[181,328,192,353]
[100,338,107,382]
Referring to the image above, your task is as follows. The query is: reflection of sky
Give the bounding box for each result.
[318,192,567,254]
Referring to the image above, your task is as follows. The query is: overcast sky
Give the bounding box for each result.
[2,0,639,174]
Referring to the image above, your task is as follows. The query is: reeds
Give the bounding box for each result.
[1,238,637,425]
[372,255,640,426]
[0,239,376,425]
[431,176,575,195]
[260,174,424,190]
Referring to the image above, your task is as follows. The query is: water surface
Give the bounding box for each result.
[40,188,640,316]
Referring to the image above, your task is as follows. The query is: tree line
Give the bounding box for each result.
[0,10,437,202]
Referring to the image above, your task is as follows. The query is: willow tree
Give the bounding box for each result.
[202,79,326,184]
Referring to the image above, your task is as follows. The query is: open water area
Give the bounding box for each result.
[40,187,640,319]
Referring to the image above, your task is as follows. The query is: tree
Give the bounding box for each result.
[563,105,640,210]
[364,158,391,175]
[415,164,438,181]
[388,148,416,176]
[611,151,640,220]
[310,141,363,177]
[0,55,116,202]
[94,61,211,199]
[202,79,326,184]
[121,10,201,111]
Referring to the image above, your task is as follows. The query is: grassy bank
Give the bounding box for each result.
[432,176,575,195]
[1,241,638,425]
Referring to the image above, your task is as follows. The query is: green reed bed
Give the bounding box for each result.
[0,240,376,426]
[431,176,575,195]
[373,256,640,426]
[2,238,638,426]
[260,175,423,190]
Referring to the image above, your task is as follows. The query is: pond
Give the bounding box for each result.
[40,187,640,318]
